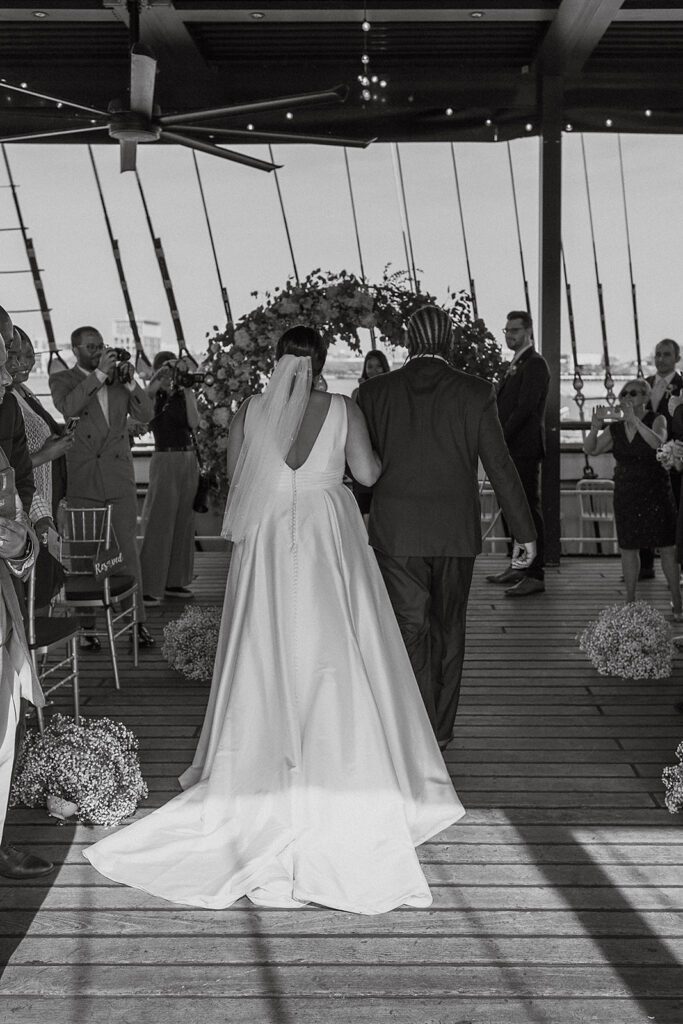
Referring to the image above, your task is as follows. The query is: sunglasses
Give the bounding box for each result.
[619,389,646,398]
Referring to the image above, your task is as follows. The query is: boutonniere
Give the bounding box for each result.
[506,363,518,377]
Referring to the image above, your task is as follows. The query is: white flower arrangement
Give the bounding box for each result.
[162,604,222,683]
[10,714,148,826]
[578,601,673,679]
[663,742,683,813]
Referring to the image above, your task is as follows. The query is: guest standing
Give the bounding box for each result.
[584,379,681,615]
[49,327,155,646]
[487,310,549,596]
[640,338,683,579]
[140,352,199,605]
[6,326,73,537]
[351,350,391,519]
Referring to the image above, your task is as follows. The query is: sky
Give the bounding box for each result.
[0,132,681,368]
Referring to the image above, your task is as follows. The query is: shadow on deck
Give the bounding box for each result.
[1,553,683,1024]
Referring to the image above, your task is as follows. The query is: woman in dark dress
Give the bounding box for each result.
[584,378,681,615]
[351,350,391,521]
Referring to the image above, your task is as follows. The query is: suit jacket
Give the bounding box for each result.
[646,371,683,436]
[358,358,536,557]
[0,391,36,514]
[49,367,153,502]
[495,346,550,461]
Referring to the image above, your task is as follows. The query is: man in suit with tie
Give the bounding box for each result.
[50,327,155,646]
[358,305,536,749]
[487,310,550,597]
[641,338,683,579]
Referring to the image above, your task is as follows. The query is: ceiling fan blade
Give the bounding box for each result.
[160,85,348,128]
[0,125,108,144]
[120,140,137,173]
[130,43,157,119]
[161,130,281,172]
[0,81,107,118]
[178,126,376,149]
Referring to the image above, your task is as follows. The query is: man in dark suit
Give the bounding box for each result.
[641,337,683,578]
[488,310,549,596]
[358,305,536,749]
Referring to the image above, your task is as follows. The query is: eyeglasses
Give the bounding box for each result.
[619,389,646,398]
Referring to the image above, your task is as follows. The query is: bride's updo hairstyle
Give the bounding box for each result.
[276,325,327,377]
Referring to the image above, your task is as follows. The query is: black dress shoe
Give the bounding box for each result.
[438,738,451,751]
[79,634,101,652]
[0,843,55,879]
[486,567,525,585]
[137,624,155,647]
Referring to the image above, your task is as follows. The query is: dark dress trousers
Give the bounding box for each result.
[358,357,535,743]
[0,391,36,516]
[495,346,550,578]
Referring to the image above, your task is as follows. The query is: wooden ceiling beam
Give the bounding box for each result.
[534,0,624,76]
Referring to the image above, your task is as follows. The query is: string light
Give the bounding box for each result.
[247,123,255,131]
[445,107,454,116]
[525,123,533,131]
[605,118,613,127]
[357,4,387,105]
[564,123,573,131]
[485,118,492,126]
[645,109,652,117]
[285,111,293,120]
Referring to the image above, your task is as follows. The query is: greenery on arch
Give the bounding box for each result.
[196,268,503,503]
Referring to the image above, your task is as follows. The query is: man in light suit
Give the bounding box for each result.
[358,305,536,749]
[50,327,154,646]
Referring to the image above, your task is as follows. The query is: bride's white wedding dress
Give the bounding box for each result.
[84,391,465,914]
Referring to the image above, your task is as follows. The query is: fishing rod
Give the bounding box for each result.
[268,145,299,285]
[1,145,65,372]
[616,135,643,378]
[561,242,595,479]
[580,134,616,406]
[449,143,478,319]
[506,142,531,317]
[134,168,196,365]
[88,146,151,377]
[343,148,377,348]
[392,144,419,291]
[191,152,233,326]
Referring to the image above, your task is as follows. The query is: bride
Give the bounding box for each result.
[84,325,465,914]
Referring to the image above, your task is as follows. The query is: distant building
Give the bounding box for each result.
[112,319,162,362]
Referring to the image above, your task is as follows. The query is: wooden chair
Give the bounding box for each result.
[576,478,617,554]
[57,504,139,691]
[27,557,83,733]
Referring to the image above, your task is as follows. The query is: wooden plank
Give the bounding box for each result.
[0,997,681,1024]
[5,935,683,967]
[2,964,683,998]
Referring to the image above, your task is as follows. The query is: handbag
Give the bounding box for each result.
[190,430,213,514]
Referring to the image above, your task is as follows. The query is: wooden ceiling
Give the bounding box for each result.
[0,1,682,145]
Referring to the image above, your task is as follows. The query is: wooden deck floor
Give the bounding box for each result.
[2,552,683,1024]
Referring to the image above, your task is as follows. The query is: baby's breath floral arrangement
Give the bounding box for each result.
[578,601,673,679]
[195,268,500,504]
[10,714,147,826]
[162,604,222,683]
[662,742,683,813]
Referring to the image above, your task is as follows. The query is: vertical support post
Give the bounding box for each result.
[538,76,563,566]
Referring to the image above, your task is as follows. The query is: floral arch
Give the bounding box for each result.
[196,269,502,503]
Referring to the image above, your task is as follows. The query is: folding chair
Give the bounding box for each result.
[27,562,83,733]
[57,504,139,691]
[576,478,618,554]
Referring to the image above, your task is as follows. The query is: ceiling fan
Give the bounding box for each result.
[0,1,373,173]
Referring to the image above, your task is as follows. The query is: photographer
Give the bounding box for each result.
[139,351,199,605]
[584,379,681,614]
[49,326,155,647]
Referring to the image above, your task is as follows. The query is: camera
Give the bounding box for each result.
[170,363,215,390]
[109,347,133,384]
